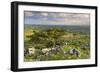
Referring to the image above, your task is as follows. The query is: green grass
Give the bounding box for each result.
[24,27,90,62]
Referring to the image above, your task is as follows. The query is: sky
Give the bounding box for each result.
[24,11,90,26]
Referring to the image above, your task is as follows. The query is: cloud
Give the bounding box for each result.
[40,13,48,16]
[24,11,33,16]
[25,11,90,25]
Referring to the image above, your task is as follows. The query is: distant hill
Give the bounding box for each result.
[24,24,90,34]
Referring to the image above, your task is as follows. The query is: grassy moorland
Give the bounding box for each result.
[24,24,90,62]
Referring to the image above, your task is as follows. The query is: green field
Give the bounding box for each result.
[24,24,90,62]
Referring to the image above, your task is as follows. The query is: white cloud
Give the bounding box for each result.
[24,11,33,16]
[25,11,90,25]
[40,13,48,16]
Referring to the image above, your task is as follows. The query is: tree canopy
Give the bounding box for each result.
[27,28,66,49]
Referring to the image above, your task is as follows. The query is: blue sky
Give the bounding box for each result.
[24,11,90,25]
